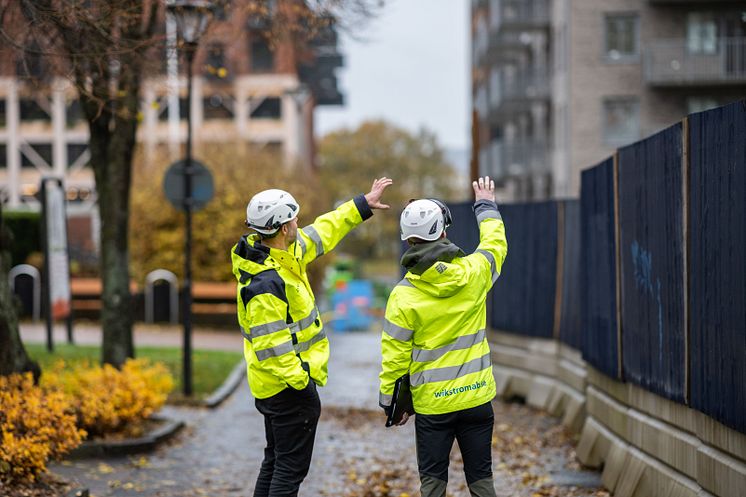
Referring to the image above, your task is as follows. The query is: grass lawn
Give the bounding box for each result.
[25,343,243,400]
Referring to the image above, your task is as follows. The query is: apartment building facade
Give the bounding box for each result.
[0,1,343,211]
[472,0,746,200]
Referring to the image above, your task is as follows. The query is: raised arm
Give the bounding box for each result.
[469,176,508,288]
[293,177,393,265]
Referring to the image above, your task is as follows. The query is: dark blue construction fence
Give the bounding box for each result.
[618,123,686,403]
[688,102,746,433]
[442,100,745,434]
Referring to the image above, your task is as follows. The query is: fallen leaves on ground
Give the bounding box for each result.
[327,399,608,497]
[0,473,76,497]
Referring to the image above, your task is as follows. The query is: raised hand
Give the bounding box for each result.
[472,176,495,202]
[364,177,394,210]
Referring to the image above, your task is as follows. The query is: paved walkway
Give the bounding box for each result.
[43,328,603,497]
[20,321,243,351]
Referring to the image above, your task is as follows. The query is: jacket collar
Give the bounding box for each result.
[400,238,465,275]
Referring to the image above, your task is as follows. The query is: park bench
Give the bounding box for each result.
[69,278,237,327]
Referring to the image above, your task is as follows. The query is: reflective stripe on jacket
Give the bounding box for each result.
[232,195,372,399]
[379,199,507,415]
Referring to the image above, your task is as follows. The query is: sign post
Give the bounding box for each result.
[164,158,213,396]
[40,177,72,351]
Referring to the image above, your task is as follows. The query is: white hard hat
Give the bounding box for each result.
[246,189,300,235]
[400,199,452,241]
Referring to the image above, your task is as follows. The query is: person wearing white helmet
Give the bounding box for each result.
[379,177,508,497]
[231,177,392,497]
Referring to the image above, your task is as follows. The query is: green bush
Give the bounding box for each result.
[2,211,41,268]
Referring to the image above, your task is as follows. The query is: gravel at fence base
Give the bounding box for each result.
[47,331,605,497]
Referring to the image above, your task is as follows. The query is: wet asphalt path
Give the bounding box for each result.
[50,330,602,497]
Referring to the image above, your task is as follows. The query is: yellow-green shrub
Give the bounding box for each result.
[42,359,174,438]
[0,373,85,482]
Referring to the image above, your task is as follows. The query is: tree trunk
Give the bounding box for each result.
[0,204,41,379]
[82,67,141,368]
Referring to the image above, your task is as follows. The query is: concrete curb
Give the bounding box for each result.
[202,361,245,408]
[66,415,185,459]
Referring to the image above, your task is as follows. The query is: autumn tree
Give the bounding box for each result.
[129,143,329,286]
[318,120,459,261]
[0,0,381,368]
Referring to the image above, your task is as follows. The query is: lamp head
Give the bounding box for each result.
[168,0,215,45]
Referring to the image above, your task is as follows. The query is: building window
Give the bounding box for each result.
[250,38,274,73]
[0,144,6,169]
[203,94,234,120]
[16,41,46,80]
[603,98,639,146]
[604,14,639,61]
[250,97,281,119]
[214,0,230,21]
[67,144,89,169]
[19,99,50,122]
[204,43,228,80]
[157,97,189,121]
[0,100,5,128]
[66,100,82,128]
[21,143,52,169]
[687,13,717,55]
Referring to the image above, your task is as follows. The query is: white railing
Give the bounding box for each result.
[488,141,549,180]
[494,0,550,29]
[645,37,746,85]
[493,70,550,107]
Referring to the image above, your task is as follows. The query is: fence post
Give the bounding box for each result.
[613,151,623,380]
[553,201,565,339]
[682,116,691,405]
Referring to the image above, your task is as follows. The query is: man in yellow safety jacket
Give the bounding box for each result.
[379,176,507,497]
[232,177,392,497]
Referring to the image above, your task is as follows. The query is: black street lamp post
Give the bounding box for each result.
[167,0,214,396]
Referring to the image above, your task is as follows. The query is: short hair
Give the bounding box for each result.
[258,229,279,241]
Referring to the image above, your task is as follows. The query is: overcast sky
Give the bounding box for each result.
[316,0,470,151]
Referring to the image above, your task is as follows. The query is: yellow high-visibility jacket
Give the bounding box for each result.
[232,195,373,399]
[379,199,507,415]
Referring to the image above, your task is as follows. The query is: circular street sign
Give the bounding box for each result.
[163,159,214,212]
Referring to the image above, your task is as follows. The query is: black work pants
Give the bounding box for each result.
[415,402,496,497]
[253,381,321,497]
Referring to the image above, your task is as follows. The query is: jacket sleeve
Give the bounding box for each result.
[292,195,373,265]
[243,292,309,390]
[467,199,508,289]
[378,295,414,410]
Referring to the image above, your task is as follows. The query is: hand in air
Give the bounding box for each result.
[365,177,394,210]
[472,176,495,202]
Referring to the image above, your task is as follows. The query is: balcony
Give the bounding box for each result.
[489,70,550,122]
[644,38,746,87]
[487,141,549,180]
[492,0,550,31]
[480,31,534,66]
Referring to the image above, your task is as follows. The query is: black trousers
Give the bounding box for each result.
[415,402,495,485]
[253,382,321,497]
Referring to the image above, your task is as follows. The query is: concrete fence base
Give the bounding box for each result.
[489,330,587,434]
[488,330,746,497]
